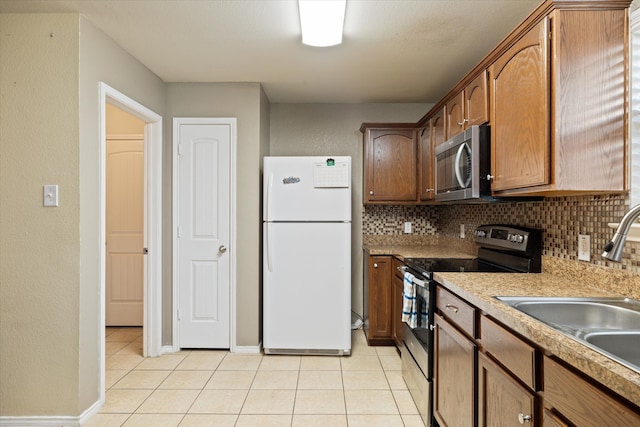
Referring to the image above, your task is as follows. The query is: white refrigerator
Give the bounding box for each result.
[263,156,351,355]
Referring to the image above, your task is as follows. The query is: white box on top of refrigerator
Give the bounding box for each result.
[263,156,351,355]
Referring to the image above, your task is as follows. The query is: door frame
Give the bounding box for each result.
[98,82,163,396]
[172,117,237,352]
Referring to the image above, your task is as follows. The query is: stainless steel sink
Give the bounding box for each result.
[583,331,640,369]
[496,296,640,373]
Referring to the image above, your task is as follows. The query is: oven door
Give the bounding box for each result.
[400,271,434,427]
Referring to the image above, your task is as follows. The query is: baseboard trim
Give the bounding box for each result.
[0,399,102,427]
[232,342,262,354]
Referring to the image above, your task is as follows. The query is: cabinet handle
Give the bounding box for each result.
[486,174,494,181]
[445,304,459,313]
[373,263,378,268]
[518,414,532,424]
[457,118,469,127]
[425,188,434,193]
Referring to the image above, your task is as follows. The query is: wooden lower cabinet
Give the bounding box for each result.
[544,356,640,426]
[434,313,476,427]
[364,255,394,345]
[478,353,537,427]
[543,409,569,427]
[391,258,405,347]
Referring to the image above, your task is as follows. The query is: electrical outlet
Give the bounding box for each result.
[404,222,412,234]
[460,224,465,238]
[578,234,590,261]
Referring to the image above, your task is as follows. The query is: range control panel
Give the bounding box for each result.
[474,224,541,254]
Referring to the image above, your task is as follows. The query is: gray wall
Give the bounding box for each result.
[269,103,431,316]
[165,83,267,347]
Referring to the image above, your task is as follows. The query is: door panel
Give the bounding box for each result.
[106,138,144,326]
[177,123,231,349]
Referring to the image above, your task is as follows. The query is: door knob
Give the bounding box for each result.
[219,245,227,253]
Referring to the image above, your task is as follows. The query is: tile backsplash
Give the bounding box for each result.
[363,193,640,272]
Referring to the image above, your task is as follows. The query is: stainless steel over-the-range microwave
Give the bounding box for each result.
[434,125,491,202]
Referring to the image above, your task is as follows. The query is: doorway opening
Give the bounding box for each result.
[99,83,163,402]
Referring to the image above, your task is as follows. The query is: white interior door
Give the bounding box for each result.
[176,122,231,348]
[106,137,144,326]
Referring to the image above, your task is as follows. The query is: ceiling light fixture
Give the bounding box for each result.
[298,0,346,47]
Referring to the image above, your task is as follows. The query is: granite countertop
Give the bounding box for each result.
[363,239,640,406]
[434,270,640,407]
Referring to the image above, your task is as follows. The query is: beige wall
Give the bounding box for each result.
[0,14,81,415]
[0,12,166,417]
[269,103,430,316]
[166,83,266,347]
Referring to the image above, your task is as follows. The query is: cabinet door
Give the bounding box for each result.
[434,314,476,427]
[478,353,537,427]
[466,70,489,127]
[544,356,640,426]
[366,256,394,345]
[364,128,417,203]
[489,18,550,192]
[431,107,447,149]
[392,273,404,346]
[446,91,465,138]
[543,410,569,427]
[418,126,435,201]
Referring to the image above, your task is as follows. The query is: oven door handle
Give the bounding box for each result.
[397,266,428,288]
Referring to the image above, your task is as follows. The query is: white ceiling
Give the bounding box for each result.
[2,0,550,103]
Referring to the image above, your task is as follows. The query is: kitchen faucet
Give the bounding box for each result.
[602,203,640,262]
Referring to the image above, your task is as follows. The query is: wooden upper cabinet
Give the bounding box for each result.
[447,70,489,138]
[489,8,628,195]
[466,70,489,127]
[431,106,447,148]
[418,126,435,201]
[489,18,550,192]
[362,125,418,204]
[446,91,465,138]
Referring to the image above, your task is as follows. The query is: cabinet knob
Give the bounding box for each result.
[373,263,378,268]
[486,174,494,181]
[518,413,532,424]
[369,190,374,195]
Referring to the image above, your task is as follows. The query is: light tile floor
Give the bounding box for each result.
[84,327,425,427]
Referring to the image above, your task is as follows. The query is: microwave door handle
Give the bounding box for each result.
[454,142,470,189]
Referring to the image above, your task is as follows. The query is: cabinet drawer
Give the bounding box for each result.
[436,287,476,338]
[480,315,536,390]
[544,356,640,426]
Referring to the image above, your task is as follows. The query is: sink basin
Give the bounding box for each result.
[583,331,640,369]
[496,296,640,373]
[498,297,640,331]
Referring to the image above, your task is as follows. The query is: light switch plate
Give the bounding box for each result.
[578,234,590,261]
[460,224,465,239]
[44,184,58,207]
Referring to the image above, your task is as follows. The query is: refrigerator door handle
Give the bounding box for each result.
[266,222,273,272]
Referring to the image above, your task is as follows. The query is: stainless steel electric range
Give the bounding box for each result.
[399,224,542,427]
